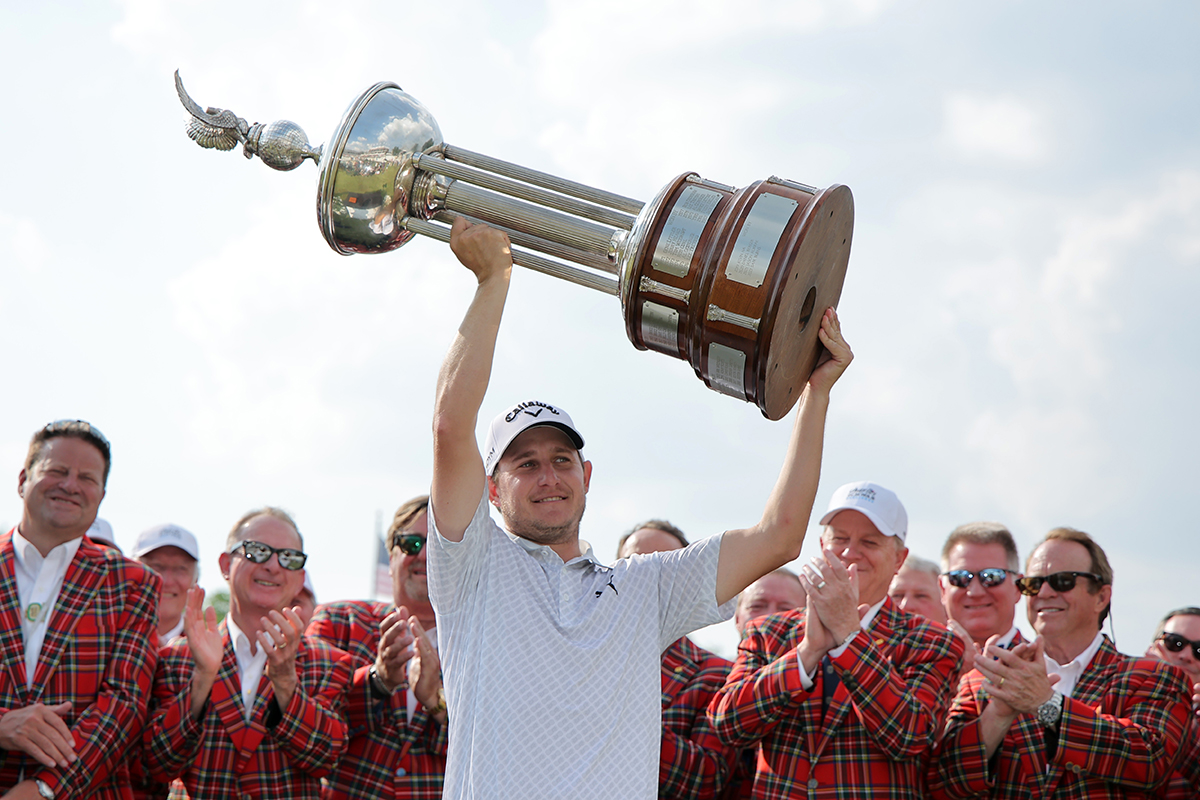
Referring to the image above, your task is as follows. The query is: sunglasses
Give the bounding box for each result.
[1159,632,1200,661]
[942,568,1017,589]
[230,540,307,570]
[1015,571,1104,596]
[391,532,426,556]
[44,419,111,454]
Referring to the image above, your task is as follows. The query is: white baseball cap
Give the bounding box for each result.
[483,400,585,475]
[819,481,907,544]
[87,518,118,549]
[133,523,201,562]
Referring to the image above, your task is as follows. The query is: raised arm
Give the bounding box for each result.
[430,218,514,541]
[714,308,853,605]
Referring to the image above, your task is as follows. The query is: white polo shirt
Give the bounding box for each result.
[428,494,734,800]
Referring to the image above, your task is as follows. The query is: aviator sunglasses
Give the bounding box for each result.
[1159,632,1200,661]
[392,532,427,556]
[942,568,1017,589]
[1015,571,1104,597]
[230,540,308,570]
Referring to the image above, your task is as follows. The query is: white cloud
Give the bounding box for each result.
[943,93,1047,162]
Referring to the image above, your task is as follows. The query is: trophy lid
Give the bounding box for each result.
[317,83,444,256]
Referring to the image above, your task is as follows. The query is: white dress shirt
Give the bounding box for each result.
[1044,630,1104,698]
[12,529,83,690]
[225,613,269,721]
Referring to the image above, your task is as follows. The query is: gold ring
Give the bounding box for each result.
[999,677,1005,688]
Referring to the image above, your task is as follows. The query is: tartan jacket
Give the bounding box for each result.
[144,620,353,800]
[1162,713,1200,800]
[928,636,1192,800]
[709,598,964,800]
[0,530,160,799]
[659,636,737,800]
[307,600,447,800]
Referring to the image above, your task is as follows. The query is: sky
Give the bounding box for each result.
[1,0,1197,659]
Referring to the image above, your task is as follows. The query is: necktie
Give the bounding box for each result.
[820,655,841,719]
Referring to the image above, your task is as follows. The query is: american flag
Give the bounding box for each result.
[373,510,391,601]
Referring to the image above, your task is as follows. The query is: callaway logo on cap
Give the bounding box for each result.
[484,400,585,475]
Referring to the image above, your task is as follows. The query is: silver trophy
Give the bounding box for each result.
[176,72,853,420]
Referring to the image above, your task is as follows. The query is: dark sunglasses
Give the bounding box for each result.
[44,419,111,455]
[1015,571,1104,596]
[391,532,426,556]
[230,540,307,570]
[1159,632,1200,661]
[942,568,1017,589]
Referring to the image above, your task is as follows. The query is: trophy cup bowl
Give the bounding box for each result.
[176,74,853,420]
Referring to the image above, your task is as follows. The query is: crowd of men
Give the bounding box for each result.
[2,221,1197,800]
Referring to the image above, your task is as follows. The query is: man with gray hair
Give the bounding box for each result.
[712,481,963,799]
[890,554,948,626]
[931,527,1192,799]
[143,507,353,799]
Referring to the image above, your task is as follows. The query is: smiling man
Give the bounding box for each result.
[939,522,1024,653]
[427,219,852,800]
[889,554,948,626]
[710,481,963,800]
[143,508,353,799]
[0,421,161,800]
[307,495,448,800]
[931,527,1192,800]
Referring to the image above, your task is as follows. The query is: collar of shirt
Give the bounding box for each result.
[11,528,83,586]
[508,531,603,569]
[225,612,270,719]
[1044,630,1104,698]
[996,625,1020,649]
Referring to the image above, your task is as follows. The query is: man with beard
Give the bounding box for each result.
[307,495,447,799]
[426,219,853,799]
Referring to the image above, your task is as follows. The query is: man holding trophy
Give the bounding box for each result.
[424,217,852,799]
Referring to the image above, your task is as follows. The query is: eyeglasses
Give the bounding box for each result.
[391,532,426,556]
[230,540,307,570]
[942,568,1017,589]
[1159,632,1200,661]
[1014,571,1105,596]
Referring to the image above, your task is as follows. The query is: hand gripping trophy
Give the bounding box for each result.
[175,72,853,420]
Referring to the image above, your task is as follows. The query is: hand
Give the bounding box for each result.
[973,637,1060,715]
[800,548,862,643]
[260,607,304,708]
[406,617,443,717]
[807,308,853,396]
[796,598,834,674]
[184,586,223,678]
[1,780,49,799]
[1191,681,1199,718]
[0,701,76,768]
[947,620,981,661]
[449,217,512,285]
[374,607,417,693]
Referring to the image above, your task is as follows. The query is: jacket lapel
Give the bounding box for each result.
[211,626,251,752]
[0,533,29,697]
[31,540,105,696]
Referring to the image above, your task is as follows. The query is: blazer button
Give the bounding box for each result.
[807,778,818,789]
[396,767,408,777]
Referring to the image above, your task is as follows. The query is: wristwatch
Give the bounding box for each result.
[35,779,54,799]
[428,686,447,715]
[1036,690,1064,730]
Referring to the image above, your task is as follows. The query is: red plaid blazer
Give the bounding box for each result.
[306,600,447,800]
[709,598,964,800]
[144,621,353,800]
[928,637,1192,799]
[659,636,737,800]
[0,530,160,799]
[1162,713,1200,799]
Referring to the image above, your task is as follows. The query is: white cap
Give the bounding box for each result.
[133,523,201,562]
[483,400,585,475]
[819,481,908,544]
[87,518,117,548]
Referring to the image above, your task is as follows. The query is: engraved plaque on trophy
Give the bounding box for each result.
[174,73,853,420]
